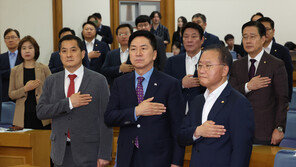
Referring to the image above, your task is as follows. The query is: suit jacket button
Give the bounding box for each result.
[68,117,71,120]
[132,140,134,144]
[137,124,141,128]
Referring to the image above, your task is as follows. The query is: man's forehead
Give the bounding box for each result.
[61,40,79,48]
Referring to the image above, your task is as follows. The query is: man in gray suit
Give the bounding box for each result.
[37,35,113,167]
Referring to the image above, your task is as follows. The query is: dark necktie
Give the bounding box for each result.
[248,59,256,80]
[67,74,77,139]
[135,76,145,148]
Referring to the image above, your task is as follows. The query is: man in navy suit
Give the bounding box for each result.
[88,13,113,45]
[0,28,22,102]
[101,24,134,86]
[178,45,254,167]
[192,13,220,49]
[48,27,90,74]
[104,30,185,167]
[82,21,110,74]
[165,22,206,114]
[258,17,293,101]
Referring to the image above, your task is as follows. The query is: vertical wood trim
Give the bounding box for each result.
[110,0,120,50]
[161,0,174,52]
[52,0,63,51]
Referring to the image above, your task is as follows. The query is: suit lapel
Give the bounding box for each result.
[255,52,269,76]
[207,84,231,121]
[128,71,138,103]
[115,49,121,65]
[181,54,186,77]
[196,97,205,125]
[241,56,249,82]
[78,67,91,93]
[57,70,66,99]
[144,69,159,99]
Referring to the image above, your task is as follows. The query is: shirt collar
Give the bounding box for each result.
[265,40,273,51]
[204,80,228,100]
[65,65,84,79]
[120,48,129,54]
[85,39,95,45]
[248,49,264,62]
[135,67,154,81]
[8,50,18,56]
[186,50,201,60]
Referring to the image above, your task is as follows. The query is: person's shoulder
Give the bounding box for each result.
[0,51,8,57]
[156,70,179,84]
[233,55,247,65]
[265,52,284,66]
[51,51,59,56]
[168,53,186,61]
[102,25,111,30]
[109,48,120,55]
[273,42,289,53]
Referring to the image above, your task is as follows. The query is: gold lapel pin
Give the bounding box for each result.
[221,101,224,103]
[154,83,157,86]
[264,61,267,64]
[95,44,98,46]
[275,49,277,52]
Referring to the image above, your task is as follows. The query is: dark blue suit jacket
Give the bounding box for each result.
[0,52,22,102]
[202,31,220,49]
[101,48,131,86]
[97,25,113,44]
[83,39,109,73]
[104,69,185,167]
[178,83,254,167]
[164,53,206,107]
[48,51,90,74]
[270,42,293,101]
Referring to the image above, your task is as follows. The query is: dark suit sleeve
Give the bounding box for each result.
[168,80,185,166]
[229,63,247,95]
[0,54,11,80]
[229,97,254,167]
[279,47,293,101]
[101,51,120,78]
[101,26,113,45]
[97,77,113,161]
[48,52,64,73]
[273,61,289,129]
[155,38,167,71]
[164,27,170,44]
[104,79,137,127]
[36,77,71,120]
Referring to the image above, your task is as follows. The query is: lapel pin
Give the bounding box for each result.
[95,44,98,46]
[264,61,266,64]
[154,83,158,86]
[221,101,224,103]
[275,49,277,52]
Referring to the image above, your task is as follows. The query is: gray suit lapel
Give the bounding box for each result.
[57,70,66,99]
[78,67,91,93]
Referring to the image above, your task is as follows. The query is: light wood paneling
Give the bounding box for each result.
[52,0,63,52]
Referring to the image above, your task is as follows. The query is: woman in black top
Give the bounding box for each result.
[172,16,187,54]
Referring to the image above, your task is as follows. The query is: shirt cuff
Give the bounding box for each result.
[134,108,139,121]
[245,83,251,94]
[193,134,200,141]
[68,98,73,110]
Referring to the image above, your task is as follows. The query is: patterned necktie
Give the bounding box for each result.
[136,77,145,104]
[67,74,77,139]
[248,59,256,80]
[134,76,145,149]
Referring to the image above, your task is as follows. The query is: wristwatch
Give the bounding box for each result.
[277,126,284,132]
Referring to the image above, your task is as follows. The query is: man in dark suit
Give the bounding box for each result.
[101,24,134,86]
[88,13,113,45]
[178,45,254,167]
[257,17,293,101]
[48,27,89,73]
[229,21,289,145]
[0,28,22,102]
[37,35,113,167]
[82,21,109,74]
[135,15,167,71]
[192,13,220,49]
[104,30,185,167]
[224,34,244,59]
[165,22,206,114]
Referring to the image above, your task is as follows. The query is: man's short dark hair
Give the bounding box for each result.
[18,35,40,61]
[135,15,151,26]
[4,28,20,38]
[116,24,133,35]
[82,21,97,29]
[128,30,157,51]
[182,22,204,40]
[93,13,102,20]
[150,11,162,20]
[257,17,275,29]
[224,34,234,42]
[202,44,233,74]
[284,41,296,50]
[87,15,97,22]
[192,13,207,23]
[58,35,84,51]
[242,21,266,37]
[250,12,264,21]
[172,41,181,50]
[58,27,75,39]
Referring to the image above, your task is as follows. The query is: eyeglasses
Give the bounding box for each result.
[118,33,130,37]
[183,35,200,40]
[4,36,18,40]
[265,27,273,31]
[137,23,150,28]
[198,64,224,70]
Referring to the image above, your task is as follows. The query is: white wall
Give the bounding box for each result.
[63,0,110,39]
[175,0,296,45]
[0,0,53,64]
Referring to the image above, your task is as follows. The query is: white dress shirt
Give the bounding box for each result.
[120,48,129,63]
[193,80,228,140]
[65,65,84,110]
[186,51,201,75]
[264,40,273,54]
[85,39,95,53]
[244,49,264,93]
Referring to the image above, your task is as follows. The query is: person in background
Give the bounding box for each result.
[48,27,89,74]
[88,13,113,45]
[150,11,170,46]
[224,34,244,59]
[284,41,296,51]
[172,41,181,56]
[172,16,187,54]
[9,35,51,129]
[251,12,264,21]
